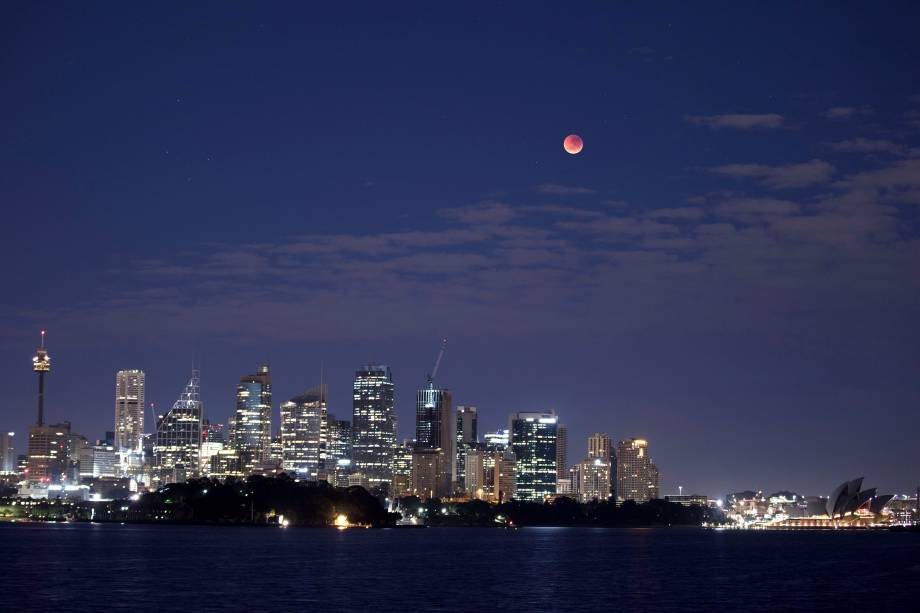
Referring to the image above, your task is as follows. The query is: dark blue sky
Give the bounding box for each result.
[2,2,919,497]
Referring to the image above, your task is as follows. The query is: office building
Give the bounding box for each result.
[415,383,454,495]
[114,370,145,453]
[494,450,516,503]
[573,457,612,502]
[484,429,509,452]
[325,413,352,468]
[510,412,557,502]
[231,364,272,474]
[588,433,612,462]
[352,365,396,491]
[1,432,14,473]
[411,448,445,500]
[464,447,486,498]
[391,440,413,497]
[26,422,72,482]
[616,438,660,503]
[556,423,568,482]
[77,441,118,479]
[280,385,326,479]
[154,370,203,484]
[455,406,478,490]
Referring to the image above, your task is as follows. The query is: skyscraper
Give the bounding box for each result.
[280,385,326,479]
[415,383,454,495]
[588,432,612,462]
[456,406,478,491]
[26,421,72,482]
[352,365,396,491]
[494,450,516,504]
[464,447,486,498]
[510,411,557,502]
[456,406,478,445]
[556,423,568,482]
[154,370,203,484]
[325,413,353,469]
[0,432,14,473]
[114,370,146,453]
[616,438,660,503]
[573,458,612,503]
[231,364,272,474]
[391,439,413,497]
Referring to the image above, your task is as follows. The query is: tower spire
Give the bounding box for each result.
[32,330,51,427]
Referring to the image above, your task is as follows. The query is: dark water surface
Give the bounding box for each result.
[4,523,918,611]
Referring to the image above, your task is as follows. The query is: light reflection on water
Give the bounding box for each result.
[4,523,918,611]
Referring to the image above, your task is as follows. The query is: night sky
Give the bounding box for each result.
[2,2,919,497]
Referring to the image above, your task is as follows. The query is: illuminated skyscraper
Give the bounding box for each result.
[154,370,203,484]
[26,422,71,482]
[352,365,396,491]
[484,429,509,451]
[391,439,413,497]
[556,423,568,482]
[464,447,486,498]
[588,432,612,462]
[510,411,557,502]
[494,450,516,503]
[415,384,454,495]
[411,448,444,500]
[616,438,660,503]
[114,370,146,453]
[455,406,478,490]
[325,413,352,470]
[573,457,612,502]
[0,432,14,473]
[231,364,272,474]
[280,385,326,479]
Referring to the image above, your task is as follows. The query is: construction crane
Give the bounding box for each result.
[426,338,448,386]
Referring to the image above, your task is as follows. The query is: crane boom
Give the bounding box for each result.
[427,338,448,384]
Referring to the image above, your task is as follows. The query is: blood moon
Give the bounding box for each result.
[563,134,583,155]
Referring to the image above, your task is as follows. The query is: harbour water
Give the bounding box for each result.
[4,523,918,611]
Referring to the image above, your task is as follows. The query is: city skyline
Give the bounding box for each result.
[2,4,920,498]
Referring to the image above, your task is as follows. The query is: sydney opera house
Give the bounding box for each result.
[771,477,893,528]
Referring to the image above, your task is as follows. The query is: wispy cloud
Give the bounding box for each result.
[821,105,873,120]
[440,201,517,225]
[645,207,705,220]
[687,113,784,129]
[826,138,908,156]
[711,159,835,189]
[533,183,596,195]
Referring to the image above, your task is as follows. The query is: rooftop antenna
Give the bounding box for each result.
[426,338,448,386]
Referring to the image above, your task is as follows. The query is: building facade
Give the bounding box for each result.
[26,422,72,482]
[154,370,203,484]
[411,448,446,500]
[588,432,612,462]
[114,370,146,453]
[391,440,413,497]
[510,412,557,502]
[573,458,612,502]
[556,423,568,482]
[415,385,454,495]
[352,365,396,491]
[455,406,478,491]
[616,438,660,503]
[279,385,326,479]
[0,432,14,474]
[231,365,272,474]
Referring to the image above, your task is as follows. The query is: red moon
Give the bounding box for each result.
[563,134,583,154]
